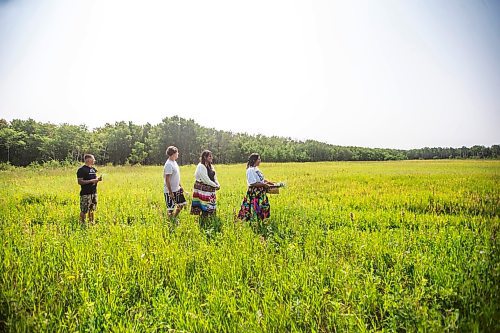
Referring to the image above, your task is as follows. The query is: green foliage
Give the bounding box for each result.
[0,162,15,171]
[1,117,498,167]
[0,160,499,331]
[128,142,148,165]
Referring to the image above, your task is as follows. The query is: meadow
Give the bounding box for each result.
[0,160,499,332]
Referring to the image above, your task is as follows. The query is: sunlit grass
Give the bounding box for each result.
[0,160,499,331]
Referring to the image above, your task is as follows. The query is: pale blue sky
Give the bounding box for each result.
[0,0,499,149]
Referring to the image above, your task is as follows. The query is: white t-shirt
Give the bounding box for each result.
[194,163,219,188]
[246,167,264,186]
[164,159,181,193]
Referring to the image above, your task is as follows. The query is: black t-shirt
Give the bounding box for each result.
[77,165,97,195]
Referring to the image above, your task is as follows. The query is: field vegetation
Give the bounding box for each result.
[0,160,499,332]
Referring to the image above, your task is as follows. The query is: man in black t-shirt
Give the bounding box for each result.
[77,154,102,224]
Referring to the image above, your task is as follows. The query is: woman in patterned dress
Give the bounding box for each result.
[191,150,220,217]
[238,153,275,221]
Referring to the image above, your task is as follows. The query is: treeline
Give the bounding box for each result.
[0,117,498,166]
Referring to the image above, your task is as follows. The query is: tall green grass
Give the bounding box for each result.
[0,160,499,332]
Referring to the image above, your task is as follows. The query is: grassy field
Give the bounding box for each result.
[0,160,499,332]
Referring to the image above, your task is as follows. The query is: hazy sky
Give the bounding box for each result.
[0,0,499,149]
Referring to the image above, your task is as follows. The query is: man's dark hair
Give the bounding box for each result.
[166,146,178,157]
[84,154,94,161]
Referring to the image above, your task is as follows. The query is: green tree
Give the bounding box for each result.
[128,142,148,165]
[0,127,25,163]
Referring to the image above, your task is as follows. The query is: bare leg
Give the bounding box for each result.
[80,212,86,224]
[172,205,184,218]
[88,210,94,224]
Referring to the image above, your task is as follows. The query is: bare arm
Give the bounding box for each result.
[165,174,174,197]
[250,182,270,189]
[78,178,99,185]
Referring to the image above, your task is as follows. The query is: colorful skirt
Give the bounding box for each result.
[191,181,217,215]
[238,187,270,221]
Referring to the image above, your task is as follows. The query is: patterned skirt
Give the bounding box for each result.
[191,181,217,215]
[238,187,270,221]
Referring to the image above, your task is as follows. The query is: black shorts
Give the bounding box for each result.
[164,188,187,211]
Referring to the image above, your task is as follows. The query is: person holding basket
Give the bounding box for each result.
[238,153,279,221]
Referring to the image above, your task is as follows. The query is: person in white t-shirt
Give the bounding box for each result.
[163,146,187,218]
[190,150,220,217]
[238,153,276,221]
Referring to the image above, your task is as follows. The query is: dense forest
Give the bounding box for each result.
[0,117,498,166]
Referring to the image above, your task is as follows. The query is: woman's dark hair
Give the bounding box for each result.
[247,153,260,169]
[200,150,216,182]
[200,150,212,167]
